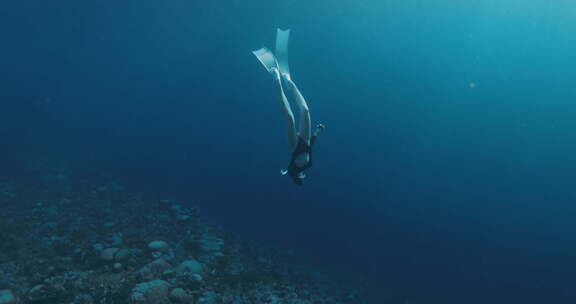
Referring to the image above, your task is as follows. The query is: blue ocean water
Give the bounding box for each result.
[2,0,576,303]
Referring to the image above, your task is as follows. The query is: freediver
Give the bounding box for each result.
[252,29,325,185]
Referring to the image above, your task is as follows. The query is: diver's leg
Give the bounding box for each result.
[284,77,311,143]
[274,28,310,143]
[273,69,298,151]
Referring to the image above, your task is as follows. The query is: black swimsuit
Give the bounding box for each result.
[287,135,317,185]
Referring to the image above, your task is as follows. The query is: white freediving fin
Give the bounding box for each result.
[275,28,291,79]
[252,47,278,74]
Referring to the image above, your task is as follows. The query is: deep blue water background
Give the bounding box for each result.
[2,0,576,303]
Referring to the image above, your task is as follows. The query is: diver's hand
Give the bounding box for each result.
[314,123,325,136]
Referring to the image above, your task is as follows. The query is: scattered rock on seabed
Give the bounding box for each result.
[0,178,376,304]
[0,290,16,304]
[131,280,171,303]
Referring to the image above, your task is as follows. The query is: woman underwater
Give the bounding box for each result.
[253,29,325,185]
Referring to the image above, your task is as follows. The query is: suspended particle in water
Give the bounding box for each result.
[469,82,476,89]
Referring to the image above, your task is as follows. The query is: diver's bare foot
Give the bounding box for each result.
[281,72,292,82]
[271,67,281,81]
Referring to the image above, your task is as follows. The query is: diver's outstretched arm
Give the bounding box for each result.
[284,76,311,144]
[274,69,298,151]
